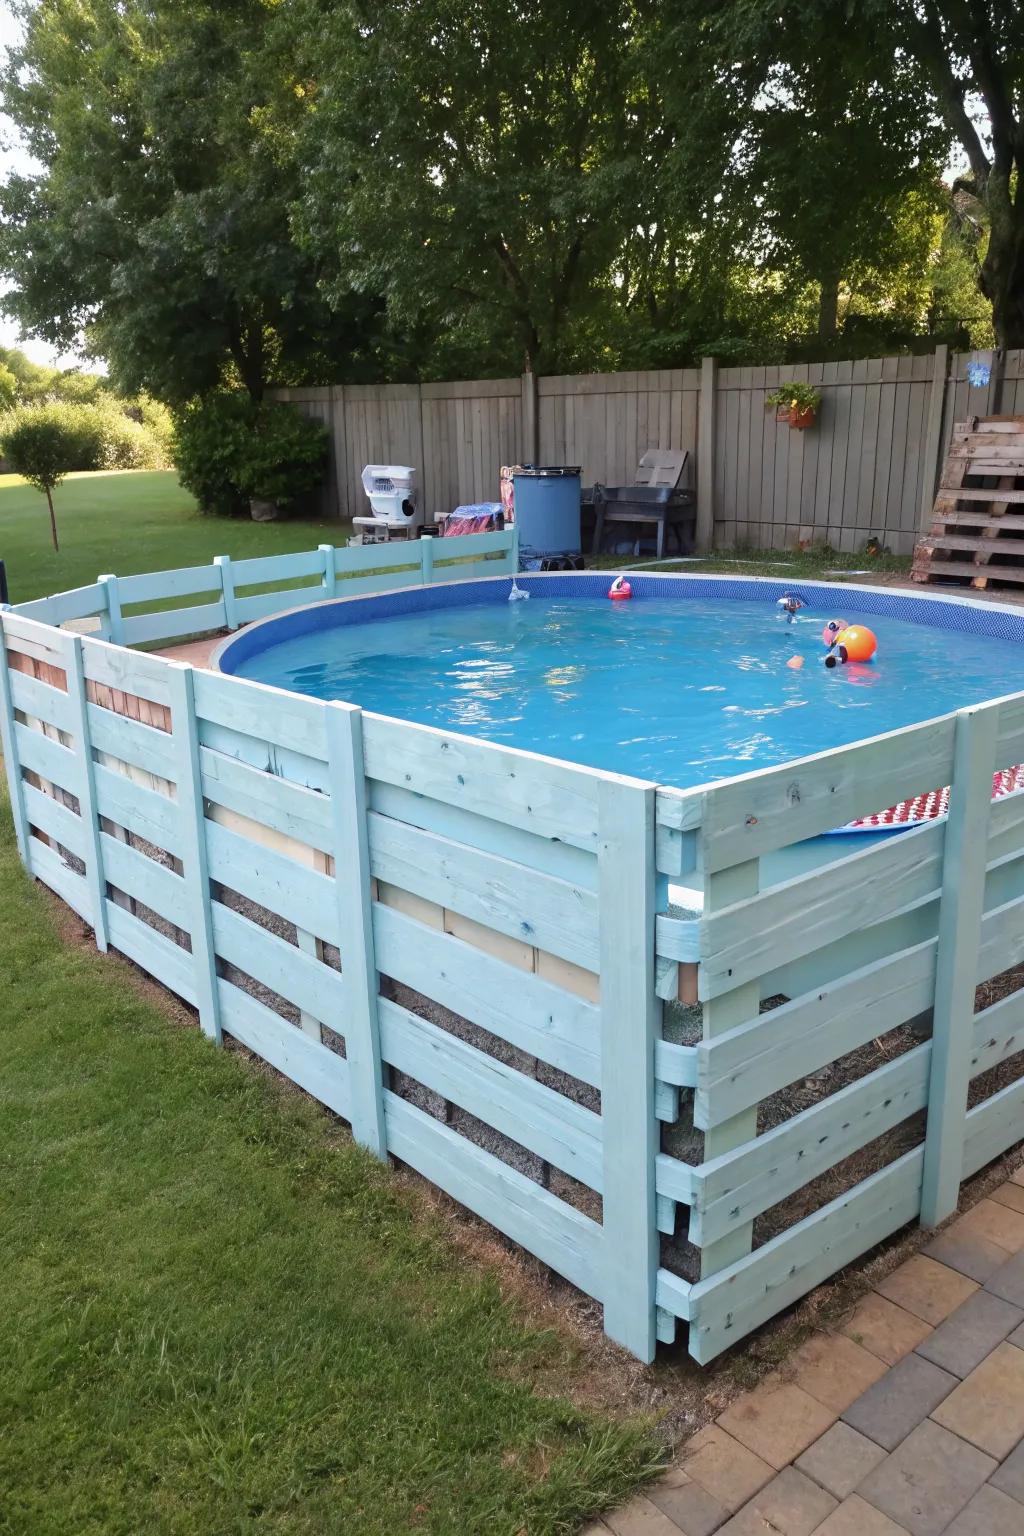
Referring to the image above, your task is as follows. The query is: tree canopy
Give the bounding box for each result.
[0,0,1017,394]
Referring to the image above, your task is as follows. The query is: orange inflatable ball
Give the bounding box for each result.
[836,624,877,662]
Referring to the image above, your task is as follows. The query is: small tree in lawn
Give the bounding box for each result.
[0,406,72,552]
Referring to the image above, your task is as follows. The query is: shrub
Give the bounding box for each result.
[132,395,175,463]
[0,400,170,474]
[90,404,167,470]
[173,393,328,517]
[0,404,72,550]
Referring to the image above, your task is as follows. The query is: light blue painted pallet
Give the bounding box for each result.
[4,547,1024,1367]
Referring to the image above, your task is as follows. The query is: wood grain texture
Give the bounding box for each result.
[372,901,601,1085]
[686,1150,924,1363]
[63,634,111,950]
[597,777,659,1360]
[325,703,387,1158]
[167,665,222,1043]
[921,704,999,1224]
[380,997,603,1190]
[384,1090,603,1299]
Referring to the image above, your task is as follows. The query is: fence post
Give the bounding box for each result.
[696,357,717,553]
[697,859,760,1275]
[509,522,521,574]
[63,633,110,952]
[921,702,998,1228]
[919,344,950,531]
[598,775,659,1361]
[325,701,387,1159]
[420,534,434,587]
[0,609,31,865]
[166,664,222,1044]
[521,368,539,463]
[214,556,238,631]
[98,574,124,646]
[319,544,337,599]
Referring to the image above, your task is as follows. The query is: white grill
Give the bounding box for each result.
[360,464,421,527]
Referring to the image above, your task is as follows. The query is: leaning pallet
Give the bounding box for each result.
[912,414,1024,590]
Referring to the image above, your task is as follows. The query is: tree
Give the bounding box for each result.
[658,5,951,343]
[663,1,1022,348]
[890,0,1024,348]
[0,0,378,403]
[747,65,946,340]
[291,0,656,374]
[0,405,73,551]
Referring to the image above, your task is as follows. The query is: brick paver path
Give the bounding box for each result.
[586,1165,1024,1535]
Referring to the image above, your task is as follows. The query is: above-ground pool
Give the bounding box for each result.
[215,573,1024,795]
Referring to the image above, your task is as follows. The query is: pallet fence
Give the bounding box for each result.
[277,349,1024,557]
[8,527,517,647]
[2,552,1024,1364]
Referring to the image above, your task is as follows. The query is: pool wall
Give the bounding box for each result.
[4,541,1024,1366]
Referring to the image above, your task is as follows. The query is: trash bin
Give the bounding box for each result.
[512,466,581,567]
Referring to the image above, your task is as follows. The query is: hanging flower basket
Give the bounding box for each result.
[766,383,822,430]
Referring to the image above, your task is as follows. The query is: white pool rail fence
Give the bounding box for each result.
[2,536,1024,1363]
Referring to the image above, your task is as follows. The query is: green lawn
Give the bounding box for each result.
[0,470,913,611]
[0,470,346,606]
[0,787,659,1535]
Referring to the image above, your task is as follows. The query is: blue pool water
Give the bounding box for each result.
[226,594,1021,787]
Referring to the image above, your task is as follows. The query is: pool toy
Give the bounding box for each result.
[822,619,847,644]
[609,576,633,601]
[777,592,808,621]
[786,655,804,670]
[508,577,530,602]
[824,646,847,669]
[836,624,877,662]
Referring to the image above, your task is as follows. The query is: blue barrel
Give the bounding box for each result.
[513,466,581,565]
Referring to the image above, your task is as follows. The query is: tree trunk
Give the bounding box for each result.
[980,185,1024,349]
[817,276,840,340]
[45,485,59,552]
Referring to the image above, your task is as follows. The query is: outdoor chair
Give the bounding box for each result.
[589,449,695,560]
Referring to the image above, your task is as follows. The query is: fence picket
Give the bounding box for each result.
[597,775,659,1361]
[98,574,125,645]
[215,555,239,630]
[63,633,110,951]
[698,859,759,1277]
[166,663,222,1043]
[325,702,387,1159]
[921,703,999,1226]
[0,612,31,862]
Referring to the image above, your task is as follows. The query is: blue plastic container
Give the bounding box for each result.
[513,466,581,564]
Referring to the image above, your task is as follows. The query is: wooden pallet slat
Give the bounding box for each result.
[913,414,1024,589]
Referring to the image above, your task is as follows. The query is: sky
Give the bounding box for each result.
[0,5,86,368]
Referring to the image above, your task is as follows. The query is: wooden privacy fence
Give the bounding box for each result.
[278,348,1024,556]
[3,554,1024,1364]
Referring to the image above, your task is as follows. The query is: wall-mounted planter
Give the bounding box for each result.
[766,386,822,430]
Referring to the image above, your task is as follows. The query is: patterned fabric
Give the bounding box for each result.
[443,504,503,536]
[844,764,1024,831]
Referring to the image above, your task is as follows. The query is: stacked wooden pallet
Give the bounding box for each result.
[912,414,1024,590]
